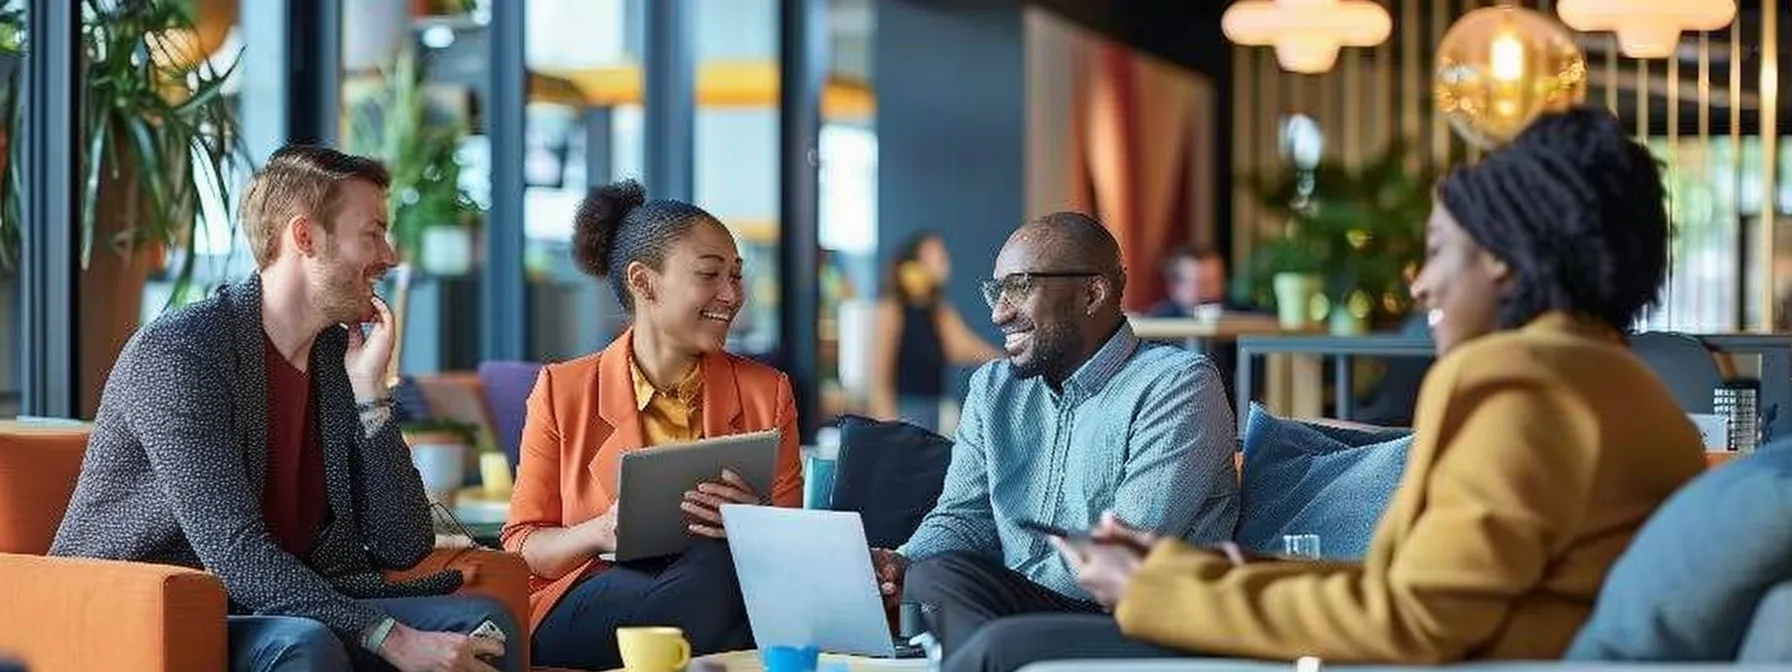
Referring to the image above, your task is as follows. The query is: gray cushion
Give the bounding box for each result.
[1738,580,1792,662]
[1567,444,1792,661]
[1235,404,1411,560]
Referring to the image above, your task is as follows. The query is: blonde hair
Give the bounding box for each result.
[240,145,390,268]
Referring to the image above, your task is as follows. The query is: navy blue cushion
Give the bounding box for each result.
[828,415,954,549]
[1567,444,1792,661]
[1236,404,1411,560]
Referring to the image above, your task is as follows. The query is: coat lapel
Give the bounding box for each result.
[699,350,744,439]
[229,276,272,502]
[588,330,645,495]
[310,326,360,547]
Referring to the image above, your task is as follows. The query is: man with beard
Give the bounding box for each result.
[870,212,1238,654]
[51,146,518,672]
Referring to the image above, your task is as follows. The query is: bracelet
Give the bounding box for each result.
[356,396,396,414]
[359,404,394,437]
[361,616,398,653]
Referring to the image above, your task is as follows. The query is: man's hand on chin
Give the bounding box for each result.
[345,295,396,402]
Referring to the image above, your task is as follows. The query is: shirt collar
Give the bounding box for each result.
[630,357,703,411]
[1060,321,1140,399]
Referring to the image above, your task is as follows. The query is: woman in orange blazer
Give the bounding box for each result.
[501,179,803,671]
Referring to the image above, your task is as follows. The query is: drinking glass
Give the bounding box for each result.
[1281,533,1322,560]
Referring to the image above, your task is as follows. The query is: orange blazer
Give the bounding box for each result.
[500,330,804,632]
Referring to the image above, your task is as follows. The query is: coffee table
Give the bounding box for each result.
[600,649,928,671]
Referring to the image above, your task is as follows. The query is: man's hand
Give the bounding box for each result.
[680,469,764,538]
[870,547,908,608]
[578,502,620,555]
[379,623,504,672]
[1089,511,1160,553]
[1051,535,1145,611]
[345,295,396,403]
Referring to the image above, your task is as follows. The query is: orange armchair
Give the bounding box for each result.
[0,422,530,671]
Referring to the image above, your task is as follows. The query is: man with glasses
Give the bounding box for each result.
[869,212,1238,655]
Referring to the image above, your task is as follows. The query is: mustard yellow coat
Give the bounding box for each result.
[1115,313,1706,663]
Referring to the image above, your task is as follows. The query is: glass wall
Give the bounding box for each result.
[1645,137,1792,333]
[0,0,22,417]
[820,0,878,421]
[523,0,642,361]
[692,0,782,362]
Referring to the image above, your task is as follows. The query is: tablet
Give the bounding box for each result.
[612,429,781,562]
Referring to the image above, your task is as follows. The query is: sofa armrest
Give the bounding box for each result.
[0,553,226,672]
[1739,579,1792,662]
[385,548,531,662]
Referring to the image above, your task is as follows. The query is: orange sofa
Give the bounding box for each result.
[0,422,532,671]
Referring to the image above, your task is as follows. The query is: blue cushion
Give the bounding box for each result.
[1235,404,1411,560]
[1566,444,1792,661]
[828,414,954,549]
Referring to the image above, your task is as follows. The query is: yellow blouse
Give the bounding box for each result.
[629,357,703,446]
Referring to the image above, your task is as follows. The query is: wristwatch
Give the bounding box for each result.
[356,395,397,414]
[357,395,396,435]
[361,616,398,653]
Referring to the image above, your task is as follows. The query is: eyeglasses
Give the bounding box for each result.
[979,271,1102,309]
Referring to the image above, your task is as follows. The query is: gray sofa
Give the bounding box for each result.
[1019,580,1792,670]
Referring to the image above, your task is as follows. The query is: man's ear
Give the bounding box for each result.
[289,215,317,257]
[1085,276,1113,316]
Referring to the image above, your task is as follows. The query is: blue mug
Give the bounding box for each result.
[761,644,821,672]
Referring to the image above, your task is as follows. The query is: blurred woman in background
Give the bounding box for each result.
[868,231,1001,432]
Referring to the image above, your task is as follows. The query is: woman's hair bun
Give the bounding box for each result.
[572,178,649,276]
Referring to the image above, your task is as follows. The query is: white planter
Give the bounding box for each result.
[410,441,467,505]
[419,227,474,276]
[1273,273,1322,329]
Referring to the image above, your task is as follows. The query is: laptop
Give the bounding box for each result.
[720,504,927,660]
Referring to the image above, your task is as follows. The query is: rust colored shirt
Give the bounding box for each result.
[262,332,328,557]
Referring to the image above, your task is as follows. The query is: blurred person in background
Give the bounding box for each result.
[867,230,1001,432]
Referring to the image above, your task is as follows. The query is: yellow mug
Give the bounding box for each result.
[616,626,692,672]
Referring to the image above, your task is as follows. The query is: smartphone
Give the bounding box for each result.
[470,619,507,643]
[1015,519,1090,541]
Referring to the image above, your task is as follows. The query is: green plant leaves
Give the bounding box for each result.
[0,0,248,308]
[1248,141,1436,327]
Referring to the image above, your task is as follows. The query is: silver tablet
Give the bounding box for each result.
[612,429,781,562]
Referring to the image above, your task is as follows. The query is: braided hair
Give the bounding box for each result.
[1437,105,1669,332]
[572,178,724,312]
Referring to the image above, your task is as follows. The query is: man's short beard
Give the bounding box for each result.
[1010,323,1083,384]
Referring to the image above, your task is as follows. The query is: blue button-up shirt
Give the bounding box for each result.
[898,323,1239,600]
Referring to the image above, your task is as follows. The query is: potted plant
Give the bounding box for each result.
[401,417,481,504]
[1254,234,1326,329]
[0,0,251,417]
[344,47,479,275]
[1249,141,1432,334]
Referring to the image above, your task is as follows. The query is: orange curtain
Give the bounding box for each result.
[1068,40,1209,313]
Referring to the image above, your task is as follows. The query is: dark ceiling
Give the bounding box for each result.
[1017,0,1234,77]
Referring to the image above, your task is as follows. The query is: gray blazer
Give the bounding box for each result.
[50,275,460,636]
